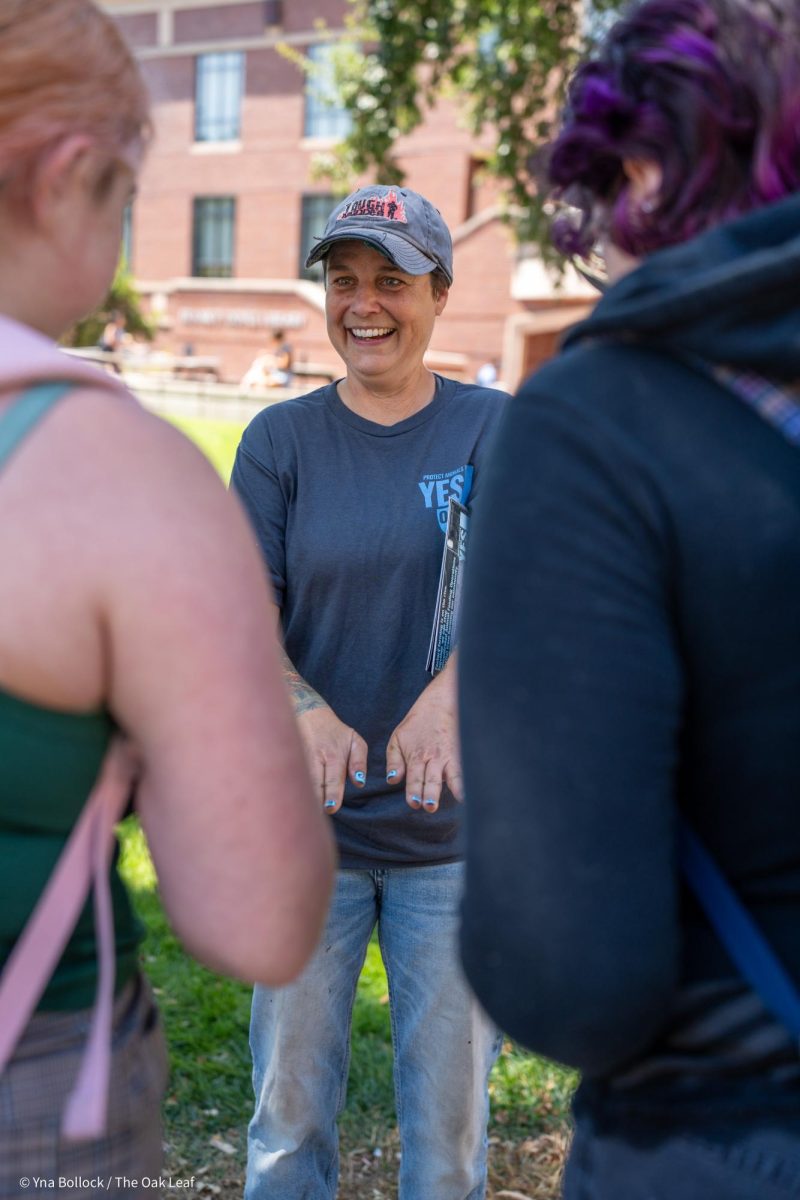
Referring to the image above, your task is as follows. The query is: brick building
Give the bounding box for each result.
[103,0,594,388]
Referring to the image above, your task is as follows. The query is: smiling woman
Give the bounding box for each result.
[230,185,510,1200]
[324,241,448,417]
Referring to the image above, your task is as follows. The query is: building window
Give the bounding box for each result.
[195,51,245,142]
[263,0,283,28]
[465,156,489,222]
[304,44,351,140]
[121,201,133,267]
[299,194,334,280]
[192,197,236,277]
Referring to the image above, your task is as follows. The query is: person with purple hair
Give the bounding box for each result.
[458,1,800,1196]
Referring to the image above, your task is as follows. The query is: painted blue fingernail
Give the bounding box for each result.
[411,795,421,805]
[324,799,336,809]
[355,771,366,784]
[423,798,436,810]
[387,769,398,781]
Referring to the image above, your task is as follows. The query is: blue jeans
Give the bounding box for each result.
[564,1082,800,1199]
[246,863,500,1200]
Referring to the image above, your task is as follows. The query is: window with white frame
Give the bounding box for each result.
[192,197,236,277]
[304,43,352,140]
[195,51,245,142]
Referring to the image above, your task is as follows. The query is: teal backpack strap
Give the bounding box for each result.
[0,381,74,470]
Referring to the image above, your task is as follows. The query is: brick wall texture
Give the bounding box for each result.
[109,0,587,386]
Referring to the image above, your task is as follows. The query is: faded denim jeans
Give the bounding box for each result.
[245,863,501,1200]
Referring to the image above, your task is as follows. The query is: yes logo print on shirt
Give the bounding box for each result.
[418,464,474,532]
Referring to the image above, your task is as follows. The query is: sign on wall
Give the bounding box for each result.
[177,308,306,330]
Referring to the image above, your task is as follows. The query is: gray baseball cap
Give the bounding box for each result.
[305,185,454,285]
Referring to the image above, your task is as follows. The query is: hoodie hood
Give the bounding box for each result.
[564,193,800,380]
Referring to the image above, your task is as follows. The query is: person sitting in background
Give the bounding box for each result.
[241,329,294,390]
[98,310,126,355]
[459,1,800,1196]
[0,1,334,1188]
[97,310,127,374]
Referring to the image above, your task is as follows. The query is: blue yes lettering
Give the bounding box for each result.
[418,464,473,532]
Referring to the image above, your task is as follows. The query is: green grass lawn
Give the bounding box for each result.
[118,819,575,1195]
[164,413,245,482]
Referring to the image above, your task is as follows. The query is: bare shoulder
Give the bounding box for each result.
[43,385,223,490]
[30,385,257,564]
[0,384,270,712]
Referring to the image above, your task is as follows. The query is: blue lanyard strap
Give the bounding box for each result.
[678,356,800,1043]
[0,382,74,470]
[678,819,800,1040]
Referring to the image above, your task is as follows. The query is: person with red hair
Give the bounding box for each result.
[0,2,333,1188]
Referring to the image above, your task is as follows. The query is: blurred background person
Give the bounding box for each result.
[98,309,126,355]
[97,310,127,374]
[459,1,800,1196]
[0,1,333,1188]
[240,329,294,390]
[475,360,498,388]
[232,185,507,1200]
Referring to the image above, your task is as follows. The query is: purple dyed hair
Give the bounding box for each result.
[548,0,800,259]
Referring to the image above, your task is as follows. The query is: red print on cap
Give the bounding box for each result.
[336,189,408,223]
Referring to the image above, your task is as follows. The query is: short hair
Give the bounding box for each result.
[430,268,450,299]
[547,0,800,259]
[0,0,151,208]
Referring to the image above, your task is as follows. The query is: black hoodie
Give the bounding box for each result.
[459,196,800,1086]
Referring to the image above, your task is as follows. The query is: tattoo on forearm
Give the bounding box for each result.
[281,651,327,715]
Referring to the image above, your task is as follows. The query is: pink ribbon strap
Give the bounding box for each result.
[0,738,138,1139]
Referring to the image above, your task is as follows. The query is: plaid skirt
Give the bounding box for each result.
[0,975,168,1199]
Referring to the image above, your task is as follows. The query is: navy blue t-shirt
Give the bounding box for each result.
[231,375,506,868]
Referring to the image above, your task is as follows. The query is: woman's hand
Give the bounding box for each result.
[385,656,462,813]
[297,704,369,815]
[282,651,368,814]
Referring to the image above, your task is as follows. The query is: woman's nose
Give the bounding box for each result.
[350,283,381,314]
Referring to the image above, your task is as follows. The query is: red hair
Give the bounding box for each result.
[0,0,151,200]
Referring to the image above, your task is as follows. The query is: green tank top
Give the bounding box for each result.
[0,383,141,1009]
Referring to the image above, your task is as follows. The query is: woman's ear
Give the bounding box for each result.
[622,158,663,212]
[29,135,95,234]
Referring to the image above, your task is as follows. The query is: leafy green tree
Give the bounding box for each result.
[304,0,621,256]
[63,259,154,349]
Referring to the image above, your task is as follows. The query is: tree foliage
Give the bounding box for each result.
[63,259,155,349]
[307,0,621,256]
